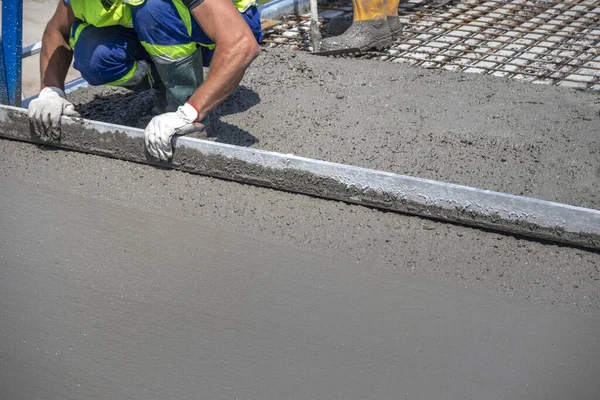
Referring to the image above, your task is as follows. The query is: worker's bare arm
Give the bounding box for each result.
[187,0,260,121]
[40,1,79,90]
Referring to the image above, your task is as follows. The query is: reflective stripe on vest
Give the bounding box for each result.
[69,21,89,50]
[69,0,258,29]
[233,0,257,13]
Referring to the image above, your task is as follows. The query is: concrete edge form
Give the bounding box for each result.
[1,105,599,250]
[258,0,310,20]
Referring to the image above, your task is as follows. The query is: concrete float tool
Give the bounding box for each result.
[1,105,599,251]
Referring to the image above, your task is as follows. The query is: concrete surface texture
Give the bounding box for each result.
[2,4,600,399]
[1,135,599,316]
[1,178,600,400]
[67,49,600,210]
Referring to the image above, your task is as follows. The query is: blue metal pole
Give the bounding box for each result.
[0,40,8,105]
[2,0,23,106]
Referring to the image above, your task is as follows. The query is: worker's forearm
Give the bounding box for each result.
[187,39,259,121]
[40,28,73,91]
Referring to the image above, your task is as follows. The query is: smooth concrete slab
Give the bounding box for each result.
[1,177,599,400]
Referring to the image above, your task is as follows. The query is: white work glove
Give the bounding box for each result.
[28,86,80,142]
[144,102,205,161]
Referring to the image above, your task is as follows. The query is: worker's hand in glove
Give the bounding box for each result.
[28,86,80,142]
[144,102,205,161]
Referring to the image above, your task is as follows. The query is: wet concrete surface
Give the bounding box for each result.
[2,43,600,398]
[67,49,600,210]
[2,178,600,400]
[1,138,599,316]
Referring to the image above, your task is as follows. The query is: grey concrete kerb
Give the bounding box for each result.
[1,105,599,250]
[259,0,311,20]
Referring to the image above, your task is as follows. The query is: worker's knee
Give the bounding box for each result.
[131,0,191,46]
[71,24,150,86]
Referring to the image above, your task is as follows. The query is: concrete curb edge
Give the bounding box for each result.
[1,105,599,250]
[259,0,311,20]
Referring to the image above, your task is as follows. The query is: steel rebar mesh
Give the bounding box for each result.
[262,0,600,90]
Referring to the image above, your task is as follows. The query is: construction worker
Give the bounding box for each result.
[320,0,402,53]
[27,0,262,161]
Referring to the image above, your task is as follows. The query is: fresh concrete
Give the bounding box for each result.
[0,106,600,250]
[65,49,600,212]
[0,138,599,318]
[5,6,599,399]
[1,178,599,400]
[1,44,600,315]
[2,105,598,250]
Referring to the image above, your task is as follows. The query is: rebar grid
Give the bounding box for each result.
[262,0,600,89]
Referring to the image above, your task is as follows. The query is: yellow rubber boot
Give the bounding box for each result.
[319,0,392,54]
[384,0,400,16]
[353,0,386,21]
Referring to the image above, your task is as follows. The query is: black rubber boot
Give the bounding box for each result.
[319,18,392,54]
[151,48,210,131]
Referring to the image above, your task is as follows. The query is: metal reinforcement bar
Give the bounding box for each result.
[1,105,599,250]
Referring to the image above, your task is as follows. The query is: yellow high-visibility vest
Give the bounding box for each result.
[68,0,258,29]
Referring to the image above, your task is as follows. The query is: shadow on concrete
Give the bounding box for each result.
[213,85,262,117]
[70,85,260,147]
[207,85,261,146]
[207,117,258,147]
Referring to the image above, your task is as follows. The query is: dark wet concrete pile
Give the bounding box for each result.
[68,48,600,210]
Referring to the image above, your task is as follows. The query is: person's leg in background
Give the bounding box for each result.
[322,0,401,42]
[319,0,392,53]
